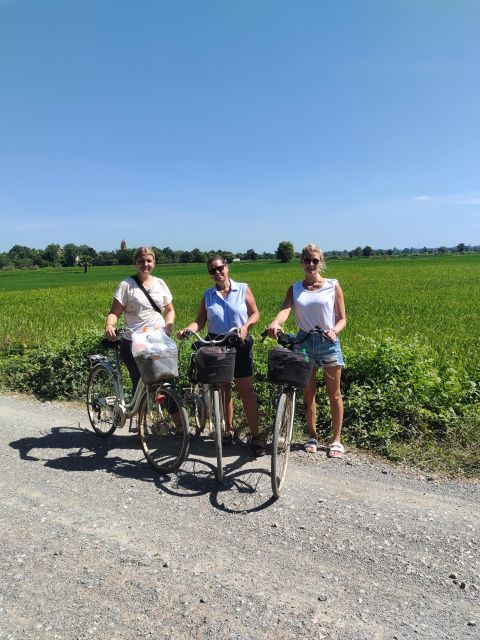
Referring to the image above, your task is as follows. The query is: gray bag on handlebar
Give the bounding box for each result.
[194,346,236,384]
[267,347,314,388]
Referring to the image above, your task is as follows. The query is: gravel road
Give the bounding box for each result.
[0,393,479,640]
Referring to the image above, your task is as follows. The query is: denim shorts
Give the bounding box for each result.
[294,330,344,368]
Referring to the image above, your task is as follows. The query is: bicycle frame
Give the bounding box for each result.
[88,353,146,429]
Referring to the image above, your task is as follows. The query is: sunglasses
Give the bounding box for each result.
[303,257,320,265]
[208,264,225,275]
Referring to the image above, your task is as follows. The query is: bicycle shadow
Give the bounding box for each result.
[10,426,278,512]
[154,436,277,513]
[9,424,155,482]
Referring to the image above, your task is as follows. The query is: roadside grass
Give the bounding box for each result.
[388,412,480,479]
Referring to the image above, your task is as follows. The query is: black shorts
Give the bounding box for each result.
[207,333,254,379]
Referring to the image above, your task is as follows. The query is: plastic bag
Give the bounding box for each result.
[132,326,179,382]
[132,325,177,358]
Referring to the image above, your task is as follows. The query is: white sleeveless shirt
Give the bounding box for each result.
[292,278,338,332]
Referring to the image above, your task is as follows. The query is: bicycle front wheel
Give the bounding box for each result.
[138,385,190,474]
[86,364,118,437]
[212,388,224,483]
[271,389,295,498]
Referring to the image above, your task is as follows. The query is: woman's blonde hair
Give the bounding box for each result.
[134,246,156,261]
[301,243,325,270]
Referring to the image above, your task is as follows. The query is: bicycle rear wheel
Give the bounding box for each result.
[271,389,295,498]
[86,364,118,437]
[138,385,189,474]
[212,388,224,482]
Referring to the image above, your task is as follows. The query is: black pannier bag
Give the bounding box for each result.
[194,346,236,384]
[267,347,314,388]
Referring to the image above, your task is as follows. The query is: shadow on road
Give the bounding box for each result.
[9,424,153,482]
[10,426,277,513]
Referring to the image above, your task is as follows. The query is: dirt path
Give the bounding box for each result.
[0,394,479,640]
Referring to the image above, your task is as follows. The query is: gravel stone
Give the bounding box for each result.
[1,393,479,640]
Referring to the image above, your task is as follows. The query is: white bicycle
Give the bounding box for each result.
[86,332,190,474]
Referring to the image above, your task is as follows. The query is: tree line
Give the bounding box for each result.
[0,241,478,270]
[0,243,271,270]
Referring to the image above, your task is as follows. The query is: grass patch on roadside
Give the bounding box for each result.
[388,412,480,479]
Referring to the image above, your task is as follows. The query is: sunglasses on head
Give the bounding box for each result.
[208,264,225,275]
[303,257,320,265]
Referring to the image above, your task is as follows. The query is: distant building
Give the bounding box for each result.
[120,240,127,250]
[232,258,241,262]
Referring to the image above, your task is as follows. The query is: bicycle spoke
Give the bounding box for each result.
[271,390,294,497]
[139,386,189,474]
[86,365,118,437]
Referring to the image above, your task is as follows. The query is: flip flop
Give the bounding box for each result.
[304,438,318,453]
[328,442,345,459]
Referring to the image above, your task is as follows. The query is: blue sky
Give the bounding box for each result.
[1,0,479,253]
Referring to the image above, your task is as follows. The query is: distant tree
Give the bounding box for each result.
[117,248,134,265]
[208,250,235,263]
[276,241,294,263]
[438,246,448,254]
[190,248,206,263]
[456,243,466,253]
[179,251,192,263]
[245,249,258,261]
[349,246,362,258]
[8,245,34,262]
[42,244,61,266]
[94,250,116,266]
[162,247,176,263]
[362,245,374,257]
[78,244,97,258]
[78,255,91,273]
[62,243,80,267]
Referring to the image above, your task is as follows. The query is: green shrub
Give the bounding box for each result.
[1,332,478,467]
[337,335,479,454]
[1,333,101,400]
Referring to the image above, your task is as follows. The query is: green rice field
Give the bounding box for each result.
[1,254,479,369]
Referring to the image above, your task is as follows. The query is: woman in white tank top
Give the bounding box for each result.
[267,244,347,458]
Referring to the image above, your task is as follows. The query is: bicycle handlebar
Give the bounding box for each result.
[180,327,241,348]
[101,328,126,351]
[261,325,334,349]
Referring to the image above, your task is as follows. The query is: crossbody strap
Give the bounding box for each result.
[132,275,163,314]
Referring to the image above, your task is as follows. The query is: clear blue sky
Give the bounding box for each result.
[1,0,479,253]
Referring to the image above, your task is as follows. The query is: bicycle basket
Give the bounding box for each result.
[194,346,236,384]
[135,351,179,385]
[267,347,313,388]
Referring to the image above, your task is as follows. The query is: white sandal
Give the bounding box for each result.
[328,442,344,459]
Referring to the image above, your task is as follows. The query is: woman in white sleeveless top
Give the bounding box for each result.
[268,244,347,458]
